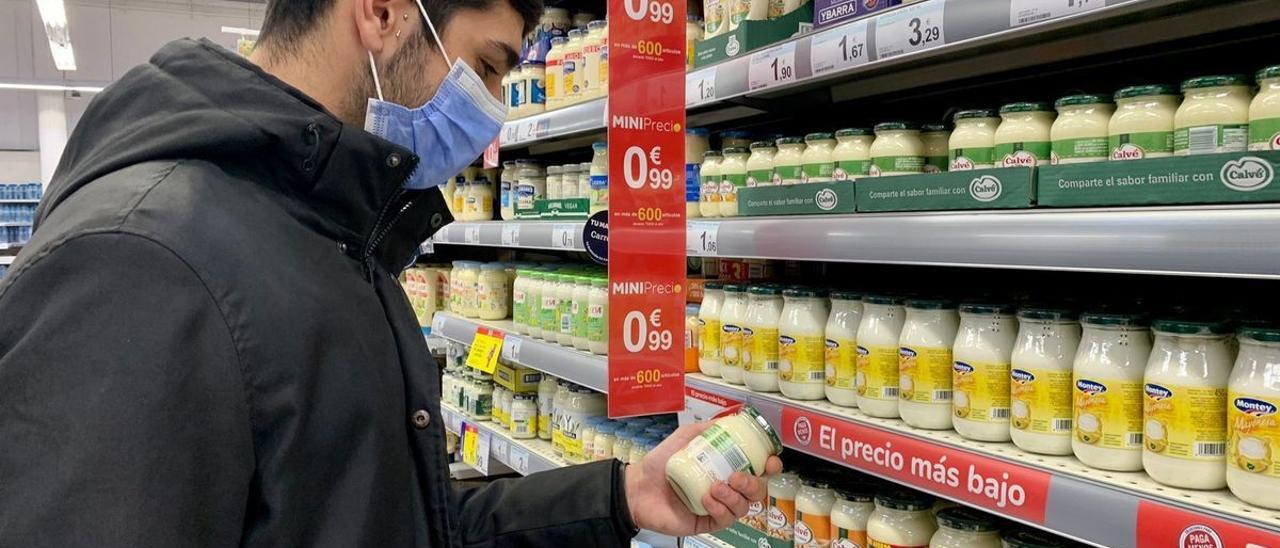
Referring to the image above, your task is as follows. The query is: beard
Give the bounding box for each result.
[341,31,440,127]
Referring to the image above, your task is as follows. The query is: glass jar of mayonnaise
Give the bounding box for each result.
[1109,84,1180,160]
[700,150,723,218]
[995,102,1054,167]
[857,294,907,418]
[779,287,831,400]
[930,507,1001,548]
[719,147,750,218]
[720,284,750,385]
[867,490,937,548]
[920,124,951,173]
[1227,325,1280,510]
[1073,312,1151,472]
[773,137,807,185]
[1174,74,1253,155]
[826,290,864,407]
[1250,65,1280,151]
[801,132,837,183]
[699,281,725,377]
[869,122,924,177]
[949,109,1000,171]
[831,485,875,548]
[832,128,874,180]
[665,406,783,516]
[747,140,777,187]
[952,302,1018,442]
[898,298,960,431]
[1051,94,1114,165]
[744,284,785,393]
[1010,306,1081,456]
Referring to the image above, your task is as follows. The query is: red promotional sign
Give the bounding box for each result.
[781,407,1052,523]
[1136,501,1280,547]
[606,0,687,417]
[482,137,500,168]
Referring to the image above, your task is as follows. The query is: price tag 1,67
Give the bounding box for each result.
[811,19,870,76]
[874,0,946,60]
[686,67,717,107]
[465,328,505,374]
[551,224,577,249]
[686,221,720,256]
[748,42,798,91]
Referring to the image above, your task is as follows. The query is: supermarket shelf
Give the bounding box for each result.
[440,403,567,475]
[431,220,586,253]
[431,311,608,393]
[500,98,605,150]
[685,374,1280,548]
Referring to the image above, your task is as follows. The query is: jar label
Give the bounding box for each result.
[826,337,856,389]
[744,326,779,373]
[767,496,796,540]
[834,526,867,548]
[948,147,995,170]
[540,296,559,331]
[856,345,900,400]
[1050,136,1109,164]
[686,164,702,203]
[701,176,721,203]
[700,318,722,360]
[1143,382,1227,461]
[995,142,1050,167]
[801,162,836,183]
[923,155,948,173]
[512,289,527,325]
[1227,390,1280,477]
[731,0,749,25]
[575,299,589,339]
[509,79,526,107]
[687,423,754,481]
[833,159,869,180]
[558,298,574,334]
[867,539,926,548]
[1073,377,1143,449]
[586,304,606,343]
[869,156,924,175]
[899,346,953,403]
[545,71,559,101]
[747,169,773,187]
[529,77,546,105]
[722,324,744,368]
[719,174,747,203]
[1248,117,1280,151]
[779,334,825,384]
[516,183,542,210]
[741,498,768,532]
[590,174,609,191]
[563,58,579,95]
[512,408,535,437]
[794,510,831,548]
[952,360,1011,423]
[1109,131,1174,160]
[1174,124,1249,155]
[774,164,804,185]
[1010,367,1073,435]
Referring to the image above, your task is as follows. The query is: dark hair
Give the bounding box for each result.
[258,0,542,54]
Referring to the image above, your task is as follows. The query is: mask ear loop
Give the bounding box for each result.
[413,0,452,63]
[367,51,386,101]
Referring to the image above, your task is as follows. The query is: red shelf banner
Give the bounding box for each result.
[781,407,1053,523]
[606,0,688,417]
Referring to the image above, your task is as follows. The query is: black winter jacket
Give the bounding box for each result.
[0,39,636,547]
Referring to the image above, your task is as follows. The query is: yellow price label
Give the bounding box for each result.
[461,423,480,465]
[466,328,504,374]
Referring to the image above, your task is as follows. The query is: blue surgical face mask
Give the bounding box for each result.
[364,0,506,189]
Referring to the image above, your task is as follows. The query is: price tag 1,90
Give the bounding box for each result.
[551,224,577,249]
[748,42,798,91]
[810,19,870,76]
[686,221,720,256]
[874,0,946,60]
[685,67,717,107]
[501,224,521,246]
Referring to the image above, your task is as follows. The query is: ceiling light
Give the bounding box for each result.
[221,26,260,36]
[0,82,104,93]
[35,0,76,71]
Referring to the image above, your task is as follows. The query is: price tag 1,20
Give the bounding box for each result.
[686,221,720,256]
[501,224,521,246]
[874,0,946,60]
[748,42,798,91]
[463,225,481,244]
[465,328,505,374]
[551,224,577,249]
[685,67,717,107]
[810,19,870,76]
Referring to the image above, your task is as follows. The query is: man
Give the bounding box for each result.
[0,0,779,545]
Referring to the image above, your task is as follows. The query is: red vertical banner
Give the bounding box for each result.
[606,0,687,417]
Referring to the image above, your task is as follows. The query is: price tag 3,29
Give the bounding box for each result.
[465,327,505,374]
[810,19,870,76]
[748,42,798,91]
[875,0,946,60]
[686,221,720,256]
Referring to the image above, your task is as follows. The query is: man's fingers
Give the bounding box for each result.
[728,472,766,503]
[764,455,783,476]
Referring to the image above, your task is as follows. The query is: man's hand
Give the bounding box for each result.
[623,422,784,536]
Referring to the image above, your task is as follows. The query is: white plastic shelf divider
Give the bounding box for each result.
[431,221,587,253]
[432,311,608,393]
[440,403,566,475]
[685,374,1280,548]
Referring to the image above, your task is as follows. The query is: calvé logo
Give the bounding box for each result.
[1111,143,1145,160]
[726,36,741,57]
[815,188,839,210]
[1001,150,1037,167]
[1076,379,1106,395]
[1220,156,1274,192]
[765,507,788,529]
[1144,383,1173,401]
[969,175,1002,202]
[1235,397,1278,416]
[1271,132,1280,150]
[793,416,813,445]
[793,521,814,544]
[950,156,975,171]
[953,362,975,374]
[1011,369,1035,383]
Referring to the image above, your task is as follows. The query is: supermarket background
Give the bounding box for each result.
[5,0,1280,546]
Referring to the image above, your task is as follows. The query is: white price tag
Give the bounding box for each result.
[810,20,870,76]
[490,436,509,464]
[685,67,717,107]
[874,0,946,60]
[500,224,521,246]
[1010,0,1103,27]
[446,409,462,434]
[431,313,447,334]
[463,225,480,244]
[686,221,720,256]
[551,224,577,249]
[435,225,451,242]
[508,445,530,475]
[473,429,491,475]
[515,120,538,143]
[500,336,523,363]
[747,42,798,91]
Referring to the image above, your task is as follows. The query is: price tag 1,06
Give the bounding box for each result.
[875,0,946,60]
[685,67,717,107]
[465,328,505,374]
[810,19,870,76]
[551,224,577,249]
[686,221,720,256]
[748,42,798,91]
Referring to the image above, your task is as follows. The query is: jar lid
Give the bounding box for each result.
[805,132,835,142]
[724,146,750,155]
[999,101,1053,114]
[703,280,724,290]
[561,164,580,173]
[721,130,753,139]
[1114,84,1179,100]
[1081,311,1149,327]
[862,294,904,305]
[567,28,585,38]
[835,484,875,502]
[722,283,745,293]
[1054,94,1113,107]
[936,507,998,532]
[874,121,919,131]
[550,36,568,45]
[800,476,831,489]
[783,286,829,298]
[835,127,874,137]
[1239,324,1280,342]
[747,284,783,296]
[874,489,932,511]
[1152,318,1231,335]
[515,392,537,399]
[703,150,723,159]
[905,297,956,310]
[921,123,949,133]
[1001,528,1075,548]
[546,165,563,174]
[588,19,607,29]
[1018,305,1076,321]
[480,263,505,271]
[750,140,777,149]
[954,108,998,120]
[515,159,542,167]
[687,127,711,137]
[1258,65,1280,81]
[740,405,783,455]
[829,290,863,301]
[1182,74,1251,90]
[775,136,805,145]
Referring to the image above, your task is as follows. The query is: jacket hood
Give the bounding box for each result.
[38,38,448,271]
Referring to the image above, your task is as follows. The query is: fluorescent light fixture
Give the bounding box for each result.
[0,82,104,93]
[35,0,77,71]
[221,26,260,36]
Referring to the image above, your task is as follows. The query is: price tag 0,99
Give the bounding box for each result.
[686,67,717,107]
[551,224,577,249]
[874,0,946,60]
[748,42,798,91]
[686,221,720,256]
[810,19,870,76]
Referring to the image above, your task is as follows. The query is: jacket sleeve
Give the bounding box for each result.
[0,232,255,547]
[451,459,639,547]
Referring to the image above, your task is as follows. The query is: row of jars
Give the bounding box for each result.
[443,167,499,221]
[511,268,610,355]
[695,283,1280,508]
[763,468,1080,548]
[403,265,450,329]
[500,142,609,220]
[702,0,809,40]
[446,261,519,321]
[508,15,609,119]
